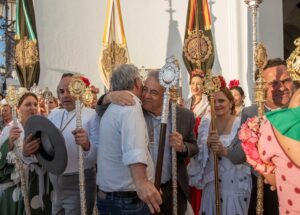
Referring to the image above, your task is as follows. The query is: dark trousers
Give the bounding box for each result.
[97,191,150,215]
[248,174,279,215]
[159,181,187,215]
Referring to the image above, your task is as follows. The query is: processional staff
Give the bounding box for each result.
[170,59,181,215]
[7,86,31,215]
[68,76,88,215]
[244,1,264,214]
[154,57,179,215]
[254,43,268,215]
[183,9,220,215]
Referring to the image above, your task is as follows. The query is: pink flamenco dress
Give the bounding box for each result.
[258,107,300,215]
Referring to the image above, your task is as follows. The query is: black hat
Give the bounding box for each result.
[24,115,67,175]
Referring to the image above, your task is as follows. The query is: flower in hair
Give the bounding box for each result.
[228,79,240,89]
[90,85,100,94]
[80,76,90,87]
[191,69,205,78]
[218,75,227,88]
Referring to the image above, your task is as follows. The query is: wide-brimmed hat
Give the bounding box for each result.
[24,115,67,175]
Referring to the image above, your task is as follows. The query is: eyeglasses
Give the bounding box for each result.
[266,78,293,88]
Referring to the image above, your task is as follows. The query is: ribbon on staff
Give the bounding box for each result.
[99,0,130,89]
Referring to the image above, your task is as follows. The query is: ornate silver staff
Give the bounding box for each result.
[245,0,263,86]
[169,59,180,215]
[7,86,31,215]
[169,87,178,215]
[154,57,179,214]
[68,77,87,215]
[244,1,264,214]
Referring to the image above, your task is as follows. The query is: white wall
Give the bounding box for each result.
[34,0,283,103]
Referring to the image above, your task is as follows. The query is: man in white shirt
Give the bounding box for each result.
[96,69,198,215]
[97,64,162,214]
[48,73,99,215]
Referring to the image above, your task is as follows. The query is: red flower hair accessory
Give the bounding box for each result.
[228,79,240,89]
[80,76,90,87]
[218,75,227,88]
[90,85,100,94]
[191,69,205,78]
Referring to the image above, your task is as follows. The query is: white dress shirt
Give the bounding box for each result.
[48,107,99,174]
[97,94,154,192]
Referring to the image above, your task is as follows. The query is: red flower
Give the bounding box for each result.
[191,69,205,78]
[228,79,240,89]
[218,75,227,88]
[90,85,100,94]
[80,76,90,87]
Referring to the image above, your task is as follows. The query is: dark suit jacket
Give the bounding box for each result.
[227,104,259,164]
[172,106,198,199]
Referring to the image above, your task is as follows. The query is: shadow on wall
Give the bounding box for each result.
[165,0,188,97]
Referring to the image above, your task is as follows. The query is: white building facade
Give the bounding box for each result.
[34,0,284,104]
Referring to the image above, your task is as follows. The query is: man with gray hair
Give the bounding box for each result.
[96,64,162,214]
[96,68,197,215]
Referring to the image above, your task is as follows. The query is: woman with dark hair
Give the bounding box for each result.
[188,79,252,215]
[0,91,52,215]
[229,80,245,116]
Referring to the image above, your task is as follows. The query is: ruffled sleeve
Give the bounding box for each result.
[188,117,210,189]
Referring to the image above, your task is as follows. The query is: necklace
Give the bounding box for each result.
[59,111,76,132]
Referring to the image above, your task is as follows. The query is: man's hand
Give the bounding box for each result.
[169,132,185,152]
[8,126,22,151]
[207,130,227,156]
[263,173,276,191]
[23,134,41,157]
[72,128,90,151]
[129,163,162,213]
[135,179,162,214]
[104,91,135,106]
[177,98,185,107]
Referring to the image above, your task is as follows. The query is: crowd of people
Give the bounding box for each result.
[0,57,299,215]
